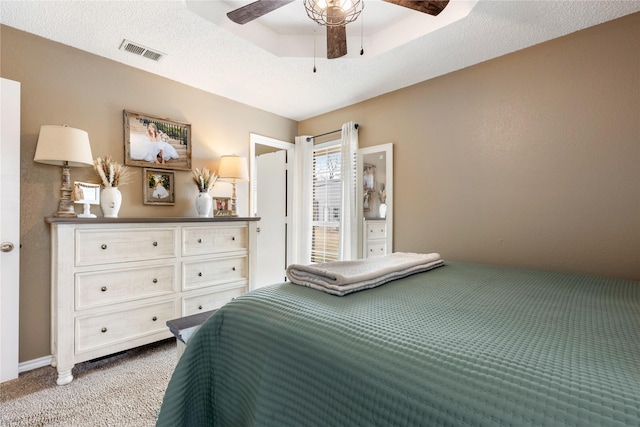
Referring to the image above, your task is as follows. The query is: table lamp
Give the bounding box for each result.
[34,125,94,217]
[218,154,249,217]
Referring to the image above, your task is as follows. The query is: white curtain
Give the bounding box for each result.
[291,135,314,265]
[339,121,359,261]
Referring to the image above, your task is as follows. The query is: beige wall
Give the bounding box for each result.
[0,26,297,362]
[2,13,639,363]
[300,13,640,281]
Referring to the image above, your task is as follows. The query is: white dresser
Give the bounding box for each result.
[46,217,258,385]
[363,219,387,258]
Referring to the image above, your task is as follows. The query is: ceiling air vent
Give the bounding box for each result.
[119,39,165,61]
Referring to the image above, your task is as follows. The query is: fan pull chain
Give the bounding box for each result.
[360,8,364,56]
[313,26,317,73]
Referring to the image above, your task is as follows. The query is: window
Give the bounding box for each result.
[311,143,341,263]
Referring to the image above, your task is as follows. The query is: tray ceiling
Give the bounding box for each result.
[1,1,639,120]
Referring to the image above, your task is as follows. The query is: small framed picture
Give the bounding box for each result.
[73,181,101,218]
[124,110,192,170]
[214,197,232,216]
[363,163,376,192]
[143,168,175,205]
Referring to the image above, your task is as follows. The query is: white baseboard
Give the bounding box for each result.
[19,355,52,373]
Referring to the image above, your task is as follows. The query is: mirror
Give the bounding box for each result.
[358,143,393,258]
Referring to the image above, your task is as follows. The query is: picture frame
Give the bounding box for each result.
[363,163,376,192]
[363,163,376,212]
[124,110,192,170]
[214,197,233,217]
[143,168,175,205]
[73,181,101,218]
[363,191,372,212]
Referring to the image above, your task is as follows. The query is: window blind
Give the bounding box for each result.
[311,144,341,263]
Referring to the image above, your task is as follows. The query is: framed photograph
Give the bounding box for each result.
[214,197,233,216]
[363,191,372,212]
[73,181,101,218]
[143,168,175,205]
[363,163,376,192]
[124,110,191,170]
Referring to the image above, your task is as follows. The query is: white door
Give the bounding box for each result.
[0,78,21,382]
[255,150,287,287]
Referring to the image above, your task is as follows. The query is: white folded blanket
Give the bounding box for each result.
[286,252,444,296]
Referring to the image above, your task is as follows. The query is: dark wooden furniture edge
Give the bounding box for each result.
[167,310,218,344]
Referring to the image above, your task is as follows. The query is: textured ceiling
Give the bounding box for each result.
[1,1,639,121]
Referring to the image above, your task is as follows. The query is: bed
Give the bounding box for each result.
[156,260,639,426]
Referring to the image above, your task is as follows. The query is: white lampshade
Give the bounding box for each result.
[34,125,94,167]
[218,155,249,183]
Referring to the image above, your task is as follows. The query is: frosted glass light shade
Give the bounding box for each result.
[34,125,94,167]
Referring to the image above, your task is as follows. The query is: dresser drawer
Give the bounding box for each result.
[182,225,247,256]
[75,300,176,353]
[183,285,246,315]
[183,256,247,290]
[366,242,387,258]
[75,264,176,310]
[366,221,387,240]
[76,228,176,266]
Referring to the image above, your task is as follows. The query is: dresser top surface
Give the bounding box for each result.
[46,216,260,225]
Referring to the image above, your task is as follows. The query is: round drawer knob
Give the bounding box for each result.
[101,327,107,333]
[152,278,158,284]
[198,238,202,243]
[101,286,107,292]
[101,244,107,250]
[232,236,236,241]
[232,266,236,271]
[198,305,203,310]
[153,241,158,247]
[198,272,203,277]
[152,316,158,322]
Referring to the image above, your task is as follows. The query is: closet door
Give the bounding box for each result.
[357,143,393,259]
[0,78,20,383]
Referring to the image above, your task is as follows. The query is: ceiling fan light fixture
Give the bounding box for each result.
[304,0,364,27]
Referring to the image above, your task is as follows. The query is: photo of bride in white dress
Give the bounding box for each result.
[143,168,175,205]
[130,122,179,164]
[151,174,170,199]
[125,110,191,170]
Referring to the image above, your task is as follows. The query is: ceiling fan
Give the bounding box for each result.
[227,0,450,59]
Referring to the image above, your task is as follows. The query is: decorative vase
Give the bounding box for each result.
[196,192,213,218]
[101,187,122,218]
[379,203,387,219]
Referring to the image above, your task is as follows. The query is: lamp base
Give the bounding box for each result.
[55,164,77,218]
[230,183,238,217]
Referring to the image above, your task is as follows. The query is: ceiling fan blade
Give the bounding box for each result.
[327,25,347,59]
[383,0,449,16]
[227,0,294,25]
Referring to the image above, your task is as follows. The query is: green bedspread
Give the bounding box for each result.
[156,262,640,426]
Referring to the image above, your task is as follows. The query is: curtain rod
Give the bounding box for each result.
[306,123,359,142]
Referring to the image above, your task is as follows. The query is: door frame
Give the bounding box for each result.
[249,133,295,282]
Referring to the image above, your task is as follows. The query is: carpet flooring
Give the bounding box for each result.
[0,339,176,427]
